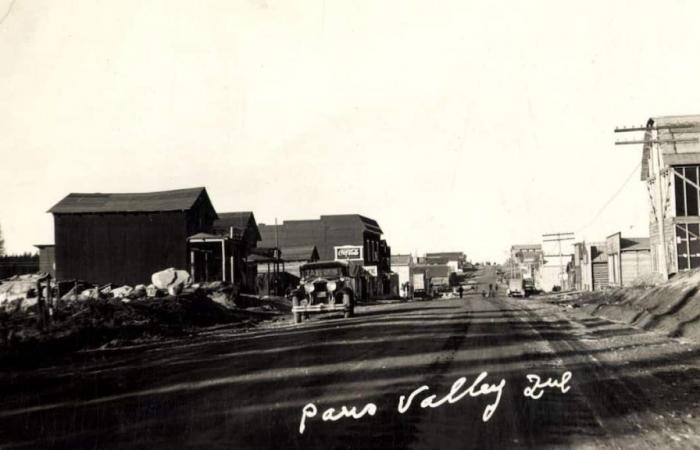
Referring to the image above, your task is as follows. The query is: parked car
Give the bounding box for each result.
[290,261,356,324]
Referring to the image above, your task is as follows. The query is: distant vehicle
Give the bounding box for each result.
[290,261,356,324]
[523,278,536,296]
[412,272,429,298]
[464,280,479,291]
[507,278,528,298]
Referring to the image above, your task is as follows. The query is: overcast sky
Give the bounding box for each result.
[2,0,700,261]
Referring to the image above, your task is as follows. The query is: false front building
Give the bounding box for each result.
[638,115,700,276]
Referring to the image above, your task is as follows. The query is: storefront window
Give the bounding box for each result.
[674,165,700,216]
[676,223,700,271]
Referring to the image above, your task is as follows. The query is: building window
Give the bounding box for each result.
[676,223,700,271]
[674,165,700,216]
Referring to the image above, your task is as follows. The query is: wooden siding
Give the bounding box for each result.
[39,246,55,277]
[54,197,216,286]
[621,251,652,286]
[649,218,676,274]
[592,262,608,290]
[55,211,189,285]
[259,218,381,264]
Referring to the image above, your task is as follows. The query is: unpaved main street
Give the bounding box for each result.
[2,276,700,449]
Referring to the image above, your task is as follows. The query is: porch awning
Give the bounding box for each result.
[188,232,226,242]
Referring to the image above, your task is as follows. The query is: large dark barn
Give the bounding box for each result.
[49,187,218,286]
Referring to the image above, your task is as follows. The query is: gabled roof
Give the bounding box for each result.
[48,187,212,214]
[214,212,261,241]
[282,245,319,261]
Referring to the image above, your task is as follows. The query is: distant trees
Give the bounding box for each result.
[0,253,39,279]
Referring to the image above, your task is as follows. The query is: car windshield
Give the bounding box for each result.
[302,267,343,278]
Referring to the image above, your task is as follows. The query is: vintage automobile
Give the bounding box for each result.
[290,261,356,324]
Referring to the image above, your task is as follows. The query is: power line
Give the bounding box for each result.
[0,0,17,28]
[576,160,642,234]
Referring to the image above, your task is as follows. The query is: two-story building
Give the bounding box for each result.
[258,215,391,299]
[637,115,700,277]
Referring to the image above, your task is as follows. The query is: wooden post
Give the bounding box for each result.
[36,280,45,331]
[650,129,669,280]
[46,275,53,321]
[204,252,209,282]
[190,250,196,282]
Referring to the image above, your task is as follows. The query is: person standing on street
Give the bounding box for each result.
[458,285,464,299]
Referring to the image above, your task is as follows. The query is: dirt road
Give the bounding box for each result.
[2,282,700,448]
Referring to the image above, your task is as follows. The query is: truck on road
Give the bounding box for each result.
[507,278,528,298]
[412,272,429,298]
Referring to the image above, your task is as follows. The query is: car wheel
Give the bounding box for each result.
[294,312,302,324]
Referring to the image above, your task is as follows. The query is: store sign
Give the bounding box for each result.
[335,246,363,261]
[364,265,378,276]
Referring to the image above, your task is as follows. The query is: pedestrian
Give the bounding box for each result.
[458,285,464,299]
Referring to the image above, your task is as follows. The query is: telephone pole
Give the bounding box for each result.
[542,232,575,290]
[615,122,699,281]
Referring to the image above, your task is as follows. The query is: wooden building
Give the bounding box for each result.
[425,252,466,273]
[49,187,219,286]
[33,244,55,278]
[605,233,651,287]
[249,245,319,295]
[209,212,261,292]
[258,215,392,298]
[636,115,700,276]
[576,241,608,291]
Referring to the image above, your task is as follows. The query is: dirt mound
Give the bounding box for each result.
[551,269,700,340]
[0,290,278,357]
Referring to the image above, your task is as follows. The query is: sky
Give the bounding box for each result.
[1,0,700,262]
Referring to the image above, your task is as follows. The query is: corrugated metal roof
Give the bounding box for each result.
[48,187,210,214]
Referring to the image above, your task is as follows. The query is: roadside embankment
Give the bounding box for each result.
[541,269,700,341]
[0,288,291,363]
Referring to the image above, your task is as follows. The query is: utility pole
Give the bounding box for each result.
[542,232,575,290]
[274,217,280,296]
[615,122,699,281]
